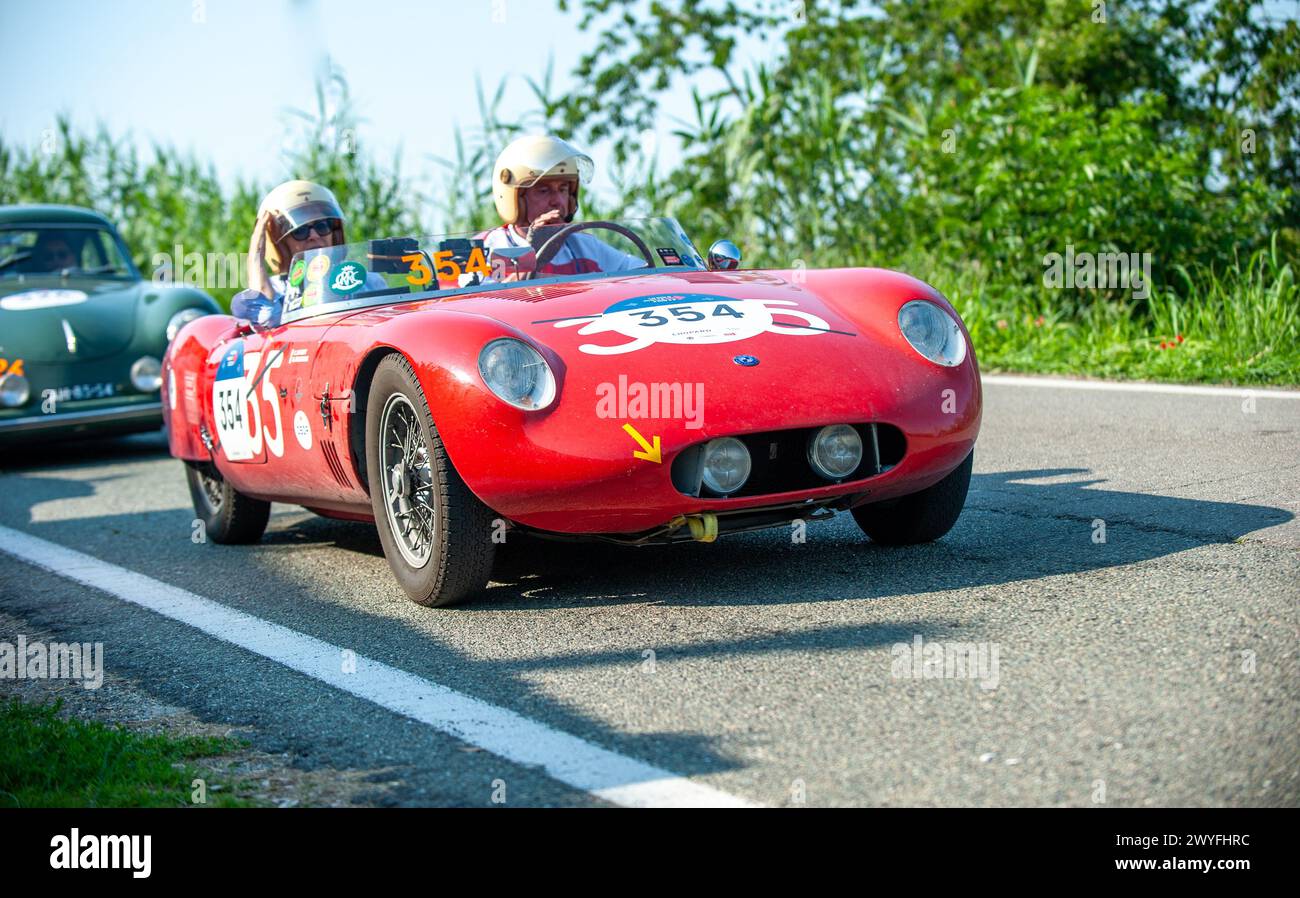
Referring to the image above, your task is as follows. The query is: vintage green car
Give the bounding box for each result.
[0,204,220,445]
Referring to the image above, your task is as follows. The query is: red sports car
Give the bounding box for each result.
[164,218,980,606]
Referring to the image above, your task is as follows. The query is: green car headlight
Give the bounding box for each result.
[898,300,967,367]
[0,373,31,408]
[131,356,163,392]
[477,338,556,410]
[167,308,206,342]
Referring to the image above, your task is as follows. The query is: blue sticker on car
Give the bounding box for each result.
[216,341,245,380]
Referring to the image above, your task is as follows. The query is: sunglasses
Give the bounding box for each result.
[284,219,339,242]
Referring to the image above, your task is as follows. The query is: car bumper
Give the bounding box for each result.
[0,401,163,440]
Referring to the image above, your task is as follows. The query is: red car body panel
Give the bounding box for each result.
[163,267,981,535]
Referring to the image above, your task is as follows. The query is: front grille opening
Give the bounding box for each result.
[874,423,905,468]
[671,423,907,499]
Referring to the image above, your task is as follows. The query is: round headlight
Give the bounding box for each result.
[131,356,163,392]
[167,308,206,342]
[808,424,863,479]
[701,437,751,495]
[898,300,967,367]
[477,338,556,410]
[0,373,31,408]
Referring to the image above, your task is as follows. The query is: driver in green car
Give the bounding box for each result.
[30,231,80,272]
[480,135,647,280]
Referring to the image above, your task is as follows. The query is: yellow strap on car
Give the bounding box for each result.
[686,513,718,543]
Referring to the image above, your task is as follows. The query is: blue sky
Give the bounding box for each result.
[0,0,781,223]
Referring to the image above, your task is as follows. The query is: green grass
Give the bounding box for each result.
[0,698,252,807]
[212,239,1296,387]
[929,241,1299,387]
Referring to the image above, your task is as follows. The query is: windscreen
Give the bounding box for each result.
[0,225,137,280]
[281,217,706,322]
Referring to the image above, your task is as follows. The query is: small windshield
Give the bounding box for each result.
[0,225,137,280]
[281,217,706,322]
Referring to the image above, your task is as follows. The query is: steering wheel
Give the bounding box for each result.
[0,251,33,272]
[529,221,657,280]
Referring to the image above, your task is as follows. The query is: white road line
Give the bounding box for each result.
[982,374,1300,400]
[0,524,756,809]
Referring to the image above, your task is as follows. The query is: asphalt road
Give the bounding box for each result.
[1,376,1297,807]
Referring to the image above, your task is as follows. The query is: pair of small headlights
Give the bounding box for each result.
[697,425,863,496]
[0,358,169,409]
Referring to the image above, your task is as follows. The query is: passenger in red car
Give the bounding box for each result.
[232,179,384,327]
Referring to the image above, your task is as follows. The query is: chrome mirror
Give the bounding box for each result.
[706,240,741,271]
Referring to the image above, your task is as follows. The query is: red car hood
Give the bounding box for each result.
[437,268,928,433]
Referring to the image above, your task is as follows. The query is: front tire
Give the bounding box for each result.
[184,460,271,544]
[366,354,496,607]
[852,449,973,545]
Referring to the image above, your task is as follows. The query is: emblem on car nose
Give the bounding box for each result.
[733,354,759,366]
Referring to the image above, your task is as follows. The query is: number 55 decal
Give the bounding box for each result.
[252,347,285,458]
[212,342,285,461]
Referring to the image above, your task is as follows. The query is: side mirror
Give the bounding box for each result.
[230,289,278,332]
[707,240,742,271]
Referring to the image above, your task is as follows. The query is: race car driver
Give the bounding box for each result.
[232,179,384,327]
[481,135,646,280]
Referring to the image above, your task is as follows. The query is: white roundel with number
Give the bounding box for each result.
[551,293,831,355]
[0,289,88,311]
[293,410,312,450]
[211,341,285,461]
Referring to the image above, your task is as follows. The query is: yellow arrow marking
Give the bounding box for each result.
[622,422,662,464]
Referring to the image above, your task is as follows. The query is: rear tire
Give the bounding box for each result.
[366,353,496,607]
[852,449,973,545]
[184,461,271,544]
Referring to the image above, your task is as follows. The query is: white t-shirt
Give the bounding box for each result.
[479,225,646,278]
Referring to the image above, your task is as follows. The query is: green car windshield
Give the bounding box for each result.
[281,217,706,323]
[0,225,137,280]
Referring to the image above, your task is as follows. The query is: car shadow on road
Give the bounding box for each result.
[253,466,1295,611]
[0,430,168,471]
[469,467,1295,610]
[0,463,1292,801]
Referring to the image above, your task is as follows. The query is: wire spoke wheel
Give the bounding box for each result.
[183,459,270,545]
[365,353,496,607]
[379,393,437,568]
[196,467,224,513]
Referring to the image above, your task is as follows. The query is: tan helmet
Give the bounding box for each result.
[492,135,594,226]
[246,180,346,297]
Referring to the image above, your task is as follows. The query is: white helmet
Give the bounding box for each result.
[246,180,346,297]
[257,180,346,271]
[492,135,594,226]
